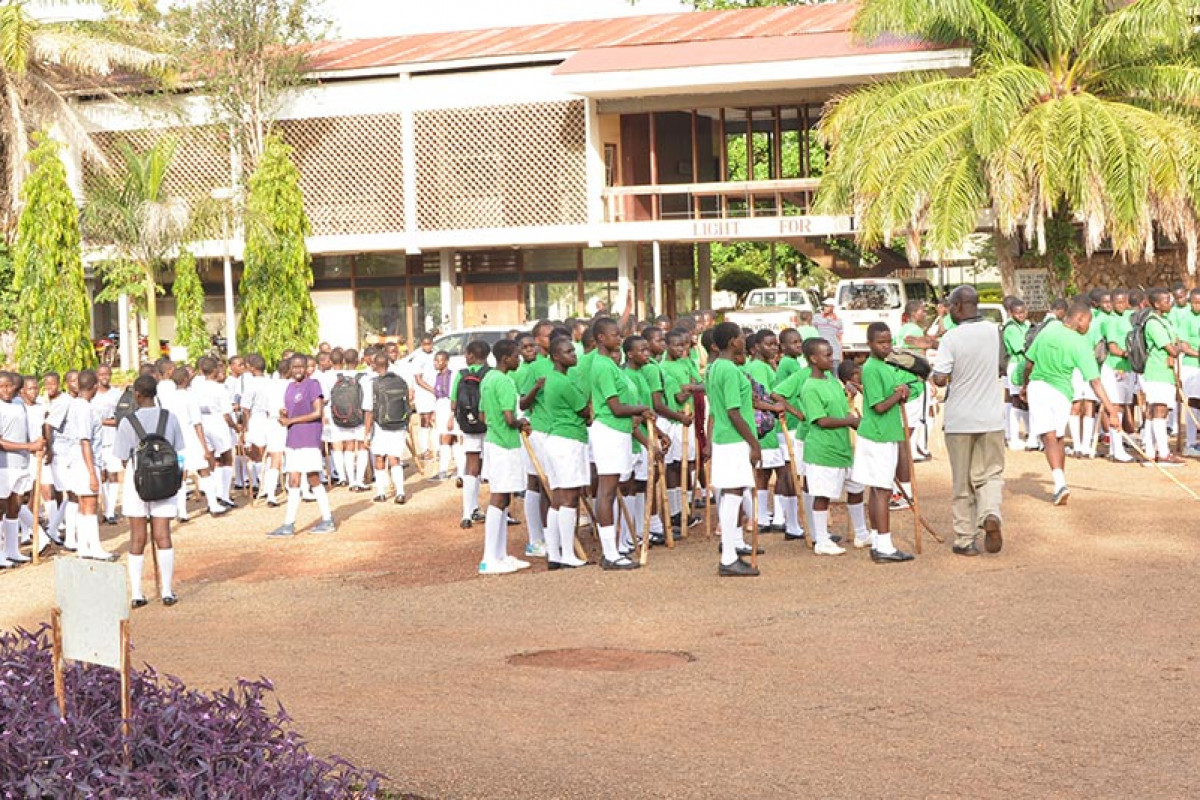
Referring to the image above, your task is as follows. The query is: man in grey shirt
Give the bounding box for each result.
[931,286,1005,556]
[815,298,844,365]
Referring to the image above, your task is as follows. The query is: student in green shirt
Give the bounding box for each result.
[795,311,821,347]
[775,328,804,384]
[642,327,692,538]
[745,330,799,537]
[624,334,674,549]
[1022,301,1118,505]
[514,321,557,561]
[770,354,812,542]
[1176,288,1200,456]
[1001,299,1032,451]
[1066,288,1111,459]
[1100,289,1136,462]
[706,321,762,578]
[850,323,915,563]
[451,340,492,528]
[589,317,652,571]
[1168,282,1190,331]
[1141,287,1185,465]
[541,335,591,569]
[662,329,703,524]
[478,339,533,576]
[894,300,937,461]
[799,337,864,556]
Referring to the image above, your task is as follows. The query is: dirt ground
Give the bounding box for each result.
[3,449,1200,799]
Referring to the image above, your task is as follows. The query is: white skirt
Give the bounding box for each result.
[522,430,549,477]
[544,435,589,489]
[285,447,324,475]
[371,425,410,459]
[806,464,864,500]
[850,437,899,490]
[329,423,365,444]
[710,441,754,490]
[121,468,178,519]
[1143,379,1177,409]
[266,419,288,454]
[589,422,632,479]
[483,442,524,494]
[1028,380,1071,437]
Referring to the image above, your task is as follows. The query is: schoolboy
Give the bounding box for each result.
[1139,287,1184,465]
[266,355,335,536]
[541,336,590,569]
[478,339,532,575]
[452,340,491,528]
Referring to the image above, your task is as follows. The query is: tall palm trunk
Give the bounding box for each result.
[143,266,159,359]
[995,232,1018,297]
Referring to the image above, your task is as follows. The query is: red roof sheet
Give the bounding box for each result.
[306,3,870,73]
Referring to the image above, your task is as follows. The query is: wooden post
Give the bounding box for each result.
[899,403,923,555]
[680,423,690,537]
[120,618,132,764]
[149,537,160,600]
[30,459,43,566]
[704,461,713,538]
[51,607,66,720]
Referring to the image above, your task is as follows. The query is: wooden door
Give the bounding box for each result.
[463,283,521,327]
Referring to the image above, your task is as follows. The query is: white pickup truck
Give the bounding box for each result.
[724,287,820,332]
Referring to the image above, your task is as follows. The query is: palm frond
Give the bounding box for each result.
[1075,0,1193,73]
[0,3,37,76]
[1091,64,1200,113]
[31,27,169,77]
[970,61,1054,155]
[853,0,1031,63]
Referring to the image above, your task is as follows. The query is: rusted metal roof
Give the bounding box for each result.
[305,3,883,73]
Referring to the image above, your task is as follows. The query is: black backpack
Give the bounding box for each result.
[374,373,411,430]
[329,374,365,428]
[1125,309,1158,374]
[128,411,183,503]
[1024,317,1055,352]
[114,387,135,423]
[454,366,489,435]
[885,350,932,380]
[1093,335,1109,366]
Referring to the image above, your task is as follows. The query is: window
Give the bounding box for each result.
[838,282,902,311]
[604,144,617,187]
[526,282,579,321]
[905,282,931,303]
[357,288,408,338]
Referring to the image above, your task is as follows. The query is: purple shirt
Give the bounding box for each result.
[284,378,323,450]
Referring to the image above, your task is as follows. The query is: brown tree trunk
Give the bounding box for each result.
[995,231,1018,296]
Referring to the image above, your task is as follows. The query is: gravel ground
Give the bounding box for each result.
[3,450,1199,799]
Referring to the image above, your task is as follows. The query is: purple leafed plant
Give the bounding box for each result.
[0,625,384,798]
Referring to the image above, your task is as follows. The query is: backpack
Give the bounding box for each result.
[374,373,411,430]
[454,366,489,435]
[114,387,135,423]
[1025,318,1053,352]
[747,376,777,440]
[128,411,183,503]
[885,350,932,380]
[1125,309,1157,374]
[329,374,365,428]
[1093,335,1109,366]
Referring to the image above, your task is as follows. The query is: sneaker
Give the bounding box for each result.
[310,518,336,534]
[783,530,806,541]
[503,556,532,571]
[374,494,388,503]
[889,493,910,511]
[162,595,178,607]
[79,550,114,562]
[394,494,408,505]
[600,556,639,571]
[7,552,31,564]
[267,523,296,538]
[1110,452,1134,463]
[470,509,486,523]
[525,541,547,559]
[460,519,472,529]
[506,513,521,526]
[718,558,760,577]
[814,540,846,556]
[853,535,874,550]
[870,548,915,563]
[479,560,518,575]
[1052,486,1070,506]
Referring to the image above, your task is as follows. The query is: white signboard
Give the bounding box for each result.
[55,558,129,670]
[1015,268,1053,313]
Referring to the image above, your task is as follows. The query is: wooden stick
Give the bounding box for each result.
[30,458,43,566]
[520,431,585,562]
[572,495,588,562]
[1121,432,1200,500]
[704,461,713,538]
[616,487,636,552]
[120,618,132,765]
[407,425,425,476]
[680,421,690,535]
[51,607,66,720]
[1176,362,1185,455]
[750,486,759,569]
[149,537,161,600]
[655,432,674,549]
[899,403,922,555]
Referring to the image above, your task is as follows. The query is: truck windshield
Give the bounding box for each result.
[838,283,901,311]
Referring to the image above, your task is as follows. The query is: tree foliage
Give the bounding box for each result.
[817,0,1200,275]
[171,250,210,360]
[14,136,94,374]
[238,134,316,368]
[714,267,769,301]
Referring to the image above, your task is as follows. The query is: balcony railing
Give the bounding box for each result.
[602,178,822,223]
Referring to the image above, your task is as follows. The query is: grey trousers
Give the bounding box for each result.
[943,431,1005,548]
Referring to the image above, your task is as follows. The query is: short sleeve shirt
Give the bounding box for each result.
[114,407,185,463]
[1002,320,1030,385]
[283,378,324,450]
[772,366,811,438]
[514,355,555,433]
[660,358,700,413]
[591,354,636,434]
[1028,323,1099,401]
[1181,311,1200,369]
[744,359,780,446]
[1144,315,1176,385]
[800,376,852,468]
[543,371,588,443]
[481,369,519,449]
[0,401,29,470]
[1103,311,1133,371]
[706,358,753,446]
[930,319,1005,434]
[859,357,906,443]
[625,365,654,453]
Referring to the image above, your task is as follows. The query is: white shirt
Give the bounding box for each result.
[0,400,30,471]
[931,319,1005,434]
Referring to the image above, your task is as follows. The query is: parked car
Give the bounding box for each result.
[979,302,1010,326]
[835,277,938,356]
[724,286,821,332]
[398,325,513,373]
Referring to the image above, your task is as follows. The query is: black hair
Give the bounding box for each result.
[866,321,891,340]
[1128,289,1145,306]
[1088,287,1109,306]
[172,367,190,387]
[197,356,218,376]
[666,329,688,345]
[133,374,158,398]
[904,299,924,316]
[435,350,450,361]
[1148,287,1170,305]
[700,329,716,353]
[77,370,98,391]
[532,319,555,338]
[466,340,491,361]
[1067,300,1093,320]
[802,337,829,360]
[492,339,518,361]
[1050,298,1069,313]
[778,328,800,344]
[592,316,618,337]
[713,321,742,350]
[246,353,266,371]
[549,326,571,341]
[44,371,60,383]
[623,335,646,354]
[837,359,861,383]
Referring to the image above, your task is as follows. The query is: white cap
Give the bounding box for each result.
[822,297,835,306]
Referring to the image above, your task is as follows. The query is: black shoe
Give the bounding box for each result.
[983,514,1003,553]
[600,556,639,571]
[394,494,407,505]
[460,519,472,529]
[649,533,666,547]
[693,498,707,510]
[374,494,387,503]
[266,500,280,508]
[770,523,786,533]
[349,485,369,493]
[871,548,915,563]
[506,514,520,525]
[829,535,842,544]
[735,544,764,556]
[757,524,773,533]
[218,498,238,509]
[953,543,981,557]
[162,595,178,607]
[784,531,806,541]
[471,509,485,522]
[547,561,563,571]
[719,558,760,577]
[131,598,148,609]
[45,528,64,546]
[101,516,116,526]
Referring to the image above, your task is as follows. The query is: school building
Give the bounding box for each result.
[73,2,970,349]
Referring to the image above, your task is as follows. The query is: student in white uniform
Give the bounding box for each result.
[0,372,43,567]
[409,335,437,462]
[92,364,124,526]
[160,368,228,519]
[53,370,111,560]
[192,357,237,508]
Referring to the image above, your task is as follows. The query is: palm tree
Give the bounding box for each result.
[0,0,168,224]
[83,136,190,355]
[815,0,1200,288]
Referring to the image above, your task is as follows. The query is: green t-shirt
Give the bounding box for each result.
[572,341,584,358]
[514,354,554,433]
[480,369,519,449]
[797,325,821,342]
[543,370,588,443]
[706,358,753,446]
[1027,323,1098,402]
[591,353,637,434]
[895,322,925,349]
[776,355,802,384]
[772,366,811,438]
[940,314,958,332]
[1002,320,1030,386]
[1102,311,1133,371]
[1180,310,1200,369]
[625,364,655,453]
[744,359,780,446]
[1168,303,1190,333]
[800,375,852,468]
[1087,310,1109,352]
[571,350,597,400]
[859,357,906,443]
[661,357,700,413]
[1144,314,1176,385]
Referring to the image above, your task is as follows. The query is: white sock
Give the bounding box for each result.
[80,514,103,556]
[1081,416,1096,455]
[1110,413,1128,456]
[439,444,452,474]
[559,505,583,565]
[250,460,262,489]
[719,492,742,566]
[462,475,479,519]
[812,508,831,544]
[63,502,78,549]
[599,523,619,562]
[158,547,174,598]
[524,490,544,545]
[1005,402,1015,443]
[220,465,234,502]
[1068,414,1081,450]
[1153,418,1171,458]
[782,495,801,535]
[848,502,869,538]
[484,506,504,565]
[544,507,561,562]
[261,468,280,499]
[1051,468,1067,492]
[899,481,913,501]
[285,487,302,524]
[313,484,332,520]
[1187,407,1198,448]
[355,450,369,486]
[453,442,465,476]
[875,531,896,554]
[649,512,664,534]
[17,506,32,534]
[3,519,19,560]
[375,468,390,497]
[668,487,682,519]
[1017,409,1031,442]
[772,494,784,526]
[390,465,406,498]
[755,490,770,526]
[201,474,222,511]
[176,486,189,518]
[128,554,146,600]
[741,488,751,520]
[632,492,645,541]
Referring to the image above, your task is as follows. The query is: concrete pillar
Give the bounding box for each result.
[584,98,606,229]
[617,242,636,316]
[652,241,663,319]
[440,249,458,332]
[117,295,132,372]
[400,73,418,247]
[697,243,713,311]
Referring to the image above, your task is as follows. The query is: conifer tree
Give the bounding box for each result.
[172,250,210,361]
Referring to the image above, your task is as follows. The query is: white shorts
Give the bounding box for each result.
[483,442,524,494]
[710,441,754,490]
[434,398,455,438]
[589,422,632,479]
[758,444,785,469]
[61,456,99,497]
[202,416,233,456]
[266,419,287,453]
[329,423,364,444]
[850,437,899,490]
[0,467,31,498]
[1028,380,1071,437]
[245,414,269,449]
[805,464,864,500]
[1100,366,1135,406]
[632,450,649,482]
[544,435,589,489]
[120,469,177,519]
[415,390,436,415]
[1143,379,1177,409]
[522,430,549,477]
[99,447,123,474]
[903,395,926,428]
[47,457,65,492]
[181,445,209,473]
[1005,363,1021,393]
[321,422,333,444]
[371,425,409,459]
[1071,370,1098,402]
[285,447,323,475]
[657,418,696,464]
[786,433,806,478]
[1182,365,1200,399]
[462,432,485,454]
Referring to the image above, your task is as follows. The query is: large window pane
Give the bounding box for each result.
[357,288,407,338]
[526,282,579,321]
[525,247,577,272]
[414,286,442,337]
[357,253,407,278]
[583,280,616,317]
